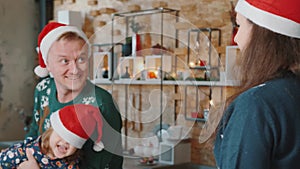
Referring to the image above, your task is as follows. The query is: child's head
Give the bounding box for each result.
[41,127,78,159]
[42,104,103,159]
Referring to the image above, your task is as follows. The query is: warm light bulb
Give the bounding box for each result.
[209,100,214,106]
[189,62,195,67]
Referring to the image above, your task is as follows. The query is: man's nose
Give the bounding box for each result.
[69,61,79,74]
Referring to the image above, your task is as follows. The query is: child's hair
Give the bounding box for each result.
[41,127,82,162]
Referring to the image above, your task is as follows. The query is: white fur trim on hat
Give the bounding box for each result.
[34,65,49,78]
[93,141,104,152]
[235,0,300,38]
[50,110,86,149]
[40,26,90,66]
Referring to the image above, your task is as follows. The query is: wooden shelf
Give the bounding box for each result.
[92,79,239,86]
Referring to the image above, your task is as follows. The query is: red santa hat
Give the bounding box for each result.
[235,0,300,38]
[50,104,104,152]
[34,22,89,78]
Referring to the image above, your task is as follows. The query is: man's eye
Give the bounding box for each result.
[61,59,68,64]
[77,57,86,63]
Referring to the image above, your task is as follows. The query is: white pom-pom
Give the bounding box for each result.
[34,66,49,78]
[93,141,104,152]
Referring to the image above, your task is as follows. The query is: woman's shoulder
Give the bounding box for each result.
[232,76,300,114]
[242,76,299,96]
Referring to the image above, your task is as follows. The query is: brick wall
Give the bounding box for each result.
[54,0,239,166]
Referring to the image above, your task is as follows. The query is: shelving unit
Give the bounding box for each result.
[92,43,123,81]
[93,79,238,86]
[110,8,180,149]
[183,28,223,121]
[187,28,221,80]
[92,9,239,152]
[111,8,180,80]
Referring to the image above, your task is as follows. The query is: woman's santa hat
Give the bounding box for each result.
[235,0,300,38]
[34,22,89,78]
[50,104,104,151]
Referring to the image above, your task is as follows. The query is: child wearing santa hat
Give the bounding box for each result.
[213,0,300,169]
[0,104,103,169]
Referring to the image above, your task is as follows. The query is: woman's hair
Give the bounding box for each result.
[41,127,82,162]
[227,21,300,104]
[208,20,300,144]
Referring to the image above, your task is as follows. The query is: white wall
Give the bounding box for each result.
[0,0,39,140]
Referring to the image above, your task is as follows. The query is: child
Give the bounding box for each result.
[0,104,104,169]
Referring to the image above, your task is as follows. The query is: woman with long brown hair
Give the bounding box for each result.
[213,0,300,168]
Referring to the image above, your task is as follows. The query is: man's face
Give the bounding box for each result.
[47,38,89,94]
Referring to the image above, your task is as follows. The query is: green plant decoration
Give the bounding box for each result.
[129,17,143,33]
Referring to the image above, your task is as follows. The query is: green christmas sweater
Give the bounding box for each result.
[26,77,123,169]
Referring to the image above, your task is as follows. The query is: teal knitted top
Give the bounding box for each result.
[214,74,300,169]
